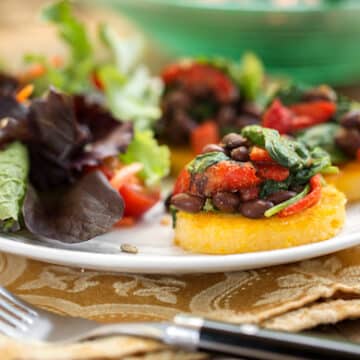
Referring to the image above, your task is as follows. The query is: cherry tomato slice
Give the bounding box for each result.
[120,184,160,218]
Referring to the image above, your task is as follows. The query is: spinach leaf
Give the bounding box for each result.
[187,152,229,175]
[259,178,291,199]
[294,147,331,184]
[0,142,29,231]
[296,123,348,164]
[242,125,310,170]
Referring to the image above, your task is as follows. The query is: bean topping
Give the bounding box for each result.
[340,110,360,130]
[239,187,259,202]
[231,146,249,162]
[171,193,204,213]
[202,144,225,154]
[239,200,274,219]
[235,115,259,129]
[222,133,247,149]
[266,190,297,205]
[303,85,337,103]
[335,127,360,157]
[217,106,237,127]
[242,102,262,118]
[163,90,191,111]
[212,192,240,213]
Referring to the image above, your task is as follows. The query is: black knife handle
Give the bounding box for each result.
[172,315,360,359]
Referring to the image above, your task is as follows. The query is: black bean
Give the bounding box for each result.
[290,184,305,193]
[239,187,259,202]
[162,90,191,111]
[217,106,237,127]
[212,192,241,213]
[340,110,360,130]
[222,133,247,149]
[266,190,296,205]
[303,85,337,103]
[202,144,225,154]
[230,146,249,162]
[242,102,262,118]
[235,115,260,129]
[239,200,274,219]
[335,127,360,157]
[170,193,204,213]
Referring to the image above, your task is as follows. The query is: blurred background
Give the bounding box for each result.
[1,0,360,98]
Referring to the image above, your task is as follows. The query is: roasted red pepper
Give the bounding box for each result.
[262,99,293,134]
[289,101,336,125]
[249,146,274,163]
[256,163,290,181]
[173,168,191,195]
[190,121,220,154]
[162,62,237,103]
[279,174,322,217]
[204,161,261,195]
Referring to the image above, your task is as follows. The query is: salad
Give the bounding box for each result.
[0,1,169,242]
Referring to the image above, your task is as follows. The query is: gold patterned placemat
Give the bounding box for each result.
[2,248,360,359]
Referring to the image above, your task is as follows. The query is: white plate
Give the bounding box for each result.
[0,203,359,274]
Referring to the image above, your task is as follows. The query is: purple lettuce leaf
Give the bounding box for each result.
[0,73,19,95]
[23,170,124,243]
[27,88,133,190]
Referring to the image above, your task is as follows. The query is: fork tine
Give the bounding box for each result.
[0,287,38,317]
[0,318,23,338]
[0,297,35,325]
[0,303,29,332]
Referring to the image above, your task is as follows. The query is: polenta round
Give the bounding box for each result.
[326,161,360,202]
[174,185,346,254]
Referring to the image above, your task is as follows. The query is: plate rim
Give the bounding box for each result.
[0,230,359,274]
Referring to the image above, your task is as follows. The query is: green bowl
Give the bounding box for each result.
[95,0,360,85]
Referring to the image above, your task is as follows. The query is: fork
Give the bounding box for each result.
[1,286,360,359]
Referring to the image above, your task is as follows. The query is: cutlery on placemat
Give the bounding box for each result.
[0,286,359,359]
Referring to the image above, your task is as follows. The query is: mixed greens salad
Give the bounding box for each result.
[0,0,169,242]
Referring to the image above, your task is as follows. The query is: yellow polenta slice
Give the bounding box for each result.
[326,161,360,202]
[174,185,346,254]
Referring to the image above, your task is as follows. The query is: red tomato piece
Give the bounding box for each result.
[204,161,261,195]
[161,63,187,84]
[162,62,237,103]
[278,174,322,217]
[289,101,336,125]
[190,121,220,154]
[173,168,191,195]
[262,99,294,134]
[120,184,160,218]
[249,146,274,162]
[256,163,290,182]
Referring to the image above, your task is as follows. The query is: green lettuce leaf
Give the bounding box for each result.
[98,64,163,130]
[99,23,143,75]
[236,52,264,101]
[42,0,92,63]
[0,142,29,231]
[119,130,170,185]
[26,0,94,95]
